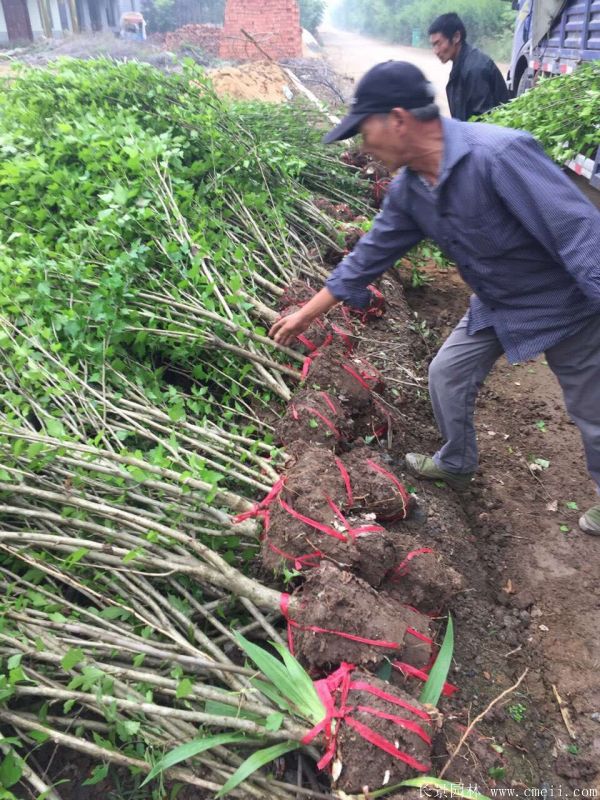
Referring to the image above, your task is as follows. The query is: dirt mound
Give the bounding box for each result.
[290,561,433,672]
[164,24,222,57]
[334,671,434,792]
[208,61,293,102]
[275,388,350,447]
[260,447,398,585]
[382,530,465,614]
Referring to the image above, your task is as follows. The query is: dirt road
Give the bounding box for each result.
[320,27,509,117]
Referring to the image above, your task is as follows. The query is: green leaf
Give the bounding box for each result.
[0,751,22,788]
[45,418,66,438]
[236,634,320,722]
[419,615,454,708]
[565,501,578,510]
[265,712,284,731]
[204,700,265,723]
[6,654,22,670]
[141,733,248,787]
[61,647,85,671]
[82,763,109,786]
[175,678,193,699]
[215,741,300,798]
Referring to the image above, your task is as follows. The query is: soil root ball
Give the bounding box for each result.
[303,346,383,415]
[290,562,432,672]
[334,671,433,793]
[342,445,415,521]
[382,531,466,614]
[275,389,351,448]
[261,447,398,586]
[278,304,333,353]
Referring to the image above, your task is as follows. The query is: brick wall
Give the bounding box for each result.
[219,0,302,61]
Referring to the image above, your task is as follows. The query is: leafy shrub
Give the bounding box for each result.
[484,62,600,161]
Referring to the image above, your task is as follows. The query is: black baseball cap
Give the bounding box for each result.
[323,61,436,144]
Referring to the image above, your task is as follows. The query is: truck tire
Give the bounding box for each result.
[517,70,532,96]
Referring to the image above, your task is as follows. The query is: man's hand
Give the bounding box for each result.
[269,287,340,347]
[269,309,311,347]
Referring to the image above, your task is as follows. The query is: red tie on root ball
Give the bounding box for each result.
[382,531,466,615]
[302,662,434,791]
[239,448,414,587]
[274,389,350,448]
[301,346,385,416]
[281,562,433,673]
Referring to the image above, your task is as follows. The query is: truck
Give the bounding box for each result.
[507,0,600,191]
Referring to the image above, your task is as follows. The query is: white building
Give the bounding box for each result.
[0,0,119,43]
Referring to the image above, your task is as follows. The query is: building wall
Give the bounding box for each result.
[0,0,75,41]
[0,2,7,41]
[219,0,302,61]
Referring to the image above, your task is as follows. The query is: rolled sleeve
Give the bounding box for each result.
[325,176,423,307]
[492,135,600,302]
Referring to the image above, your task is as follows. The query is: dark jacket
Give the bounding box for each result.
[446,42,509,120]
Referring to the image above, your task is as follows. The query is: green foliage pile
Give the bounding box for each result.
[331,0,514,61]
[0,59,368,797]
[484,62,600,161]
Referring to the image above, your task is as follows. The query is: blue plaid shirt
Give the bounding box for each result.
[326,117,600,363]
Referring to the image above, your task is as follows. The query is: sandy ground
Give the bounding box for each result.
[320,26,509,118]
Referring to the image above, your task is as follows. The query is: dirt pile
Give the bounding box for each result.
[208,61,293,102]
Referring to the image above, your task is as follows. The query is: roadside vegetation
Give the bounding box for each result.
[330,0,515,61]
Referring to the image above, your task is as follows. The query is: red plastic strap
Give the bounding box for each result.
[290,404,341,439]
[392,547,434,578]
[331,323,354,352]
[354,705,431,743]
[301,355,316,380]
[233,477,286,526]
[344,717,429,772]
[342,363,373,391]
[289,619,401,651]
[349,679,430,720]
[301,661,430,773]
[324,496,384,539]
[264,534,324,571]
[334,457,354,506]
[297,334,319,353]
[393,661,458,697]
[319,391,338,414]
[366,458,410,520]
[407,627,433,645]
[279,497,348,542]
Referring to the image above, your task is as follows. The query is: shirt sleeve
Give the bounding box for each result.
[492,134,600,301]
[325,176,424,308]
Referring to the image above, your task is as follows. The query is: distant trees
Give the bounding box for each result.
[298,0,327,34]
[331,0,515,60]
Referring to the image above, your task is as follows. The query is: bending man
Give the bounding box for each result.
[269,61,600,535]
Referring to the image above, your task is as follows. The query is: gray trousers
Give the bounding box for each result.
[429,312,600,490]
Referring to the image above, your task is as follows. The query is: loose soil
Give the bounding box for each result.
[389,259,600,792]
[334,672,434,792]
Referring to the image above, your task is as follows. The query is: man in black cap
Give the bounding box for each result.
[269,60,600,535]
[429,12,508,120]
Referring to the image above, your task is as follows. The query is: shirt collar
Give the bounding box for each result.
[450,41,471,80]
[407,117,471,189]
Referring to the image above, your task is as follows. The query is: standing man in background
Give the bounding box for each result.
[428,12,509,120]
